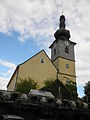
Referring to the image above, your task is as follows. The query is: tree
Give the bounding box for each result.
[42,79,76,100]
[84,81,90,102]
[65,83,77,100]
[15,78,37,94]
[44,79,54,87]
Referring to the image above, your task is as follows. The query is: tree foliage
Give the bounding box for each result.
[84,81,90,102]
[84,81,90,95]
[42,79,77,100]
[15,78,37,94]
[44,79,54,86]
[65,83,77,100]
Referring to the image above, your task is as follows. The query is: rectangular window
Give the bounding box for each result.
[66,80,70,85]
[66,64,69,68]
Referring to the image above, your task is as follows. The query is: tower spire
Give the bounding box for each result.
[54,13,70,39]
[59,14,66,29]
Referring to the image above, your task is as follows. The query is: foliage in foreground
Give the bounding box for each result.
[15,77,77,100]
[84,81,90,96]
[84,81,90,102]
[15,77,37,94]
[65,83,77,100]
[42,79,77,100]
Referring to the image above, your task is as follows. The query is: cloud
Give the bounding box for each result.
[0,77,9,90]
[0,59,16,70]
[0,0,56,38]
[0,0,90,96]
[0,59,16,90]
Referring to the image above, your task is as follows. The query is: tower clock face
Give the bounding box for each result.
[65,41,69,45]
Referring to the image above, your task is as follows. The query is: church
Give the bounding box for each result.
[7,14,76,91]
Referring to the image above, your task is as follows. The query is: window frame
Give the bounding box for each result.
[66,64,69,68]
[40,58,44,64]
[65,47,69,54]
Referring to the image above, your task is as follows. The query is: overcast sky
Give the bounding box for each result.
[0,0,90,97]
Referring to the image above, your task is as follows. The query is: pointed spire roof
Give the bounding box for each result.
[59,14,66,29]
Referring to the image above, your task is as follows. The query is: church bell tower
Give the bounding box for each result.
[49,14,76,85]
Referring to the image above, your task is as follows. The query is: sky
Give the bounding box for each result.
[0,0,90,97]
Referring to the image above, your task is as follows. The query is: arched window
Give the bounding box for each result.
[40,58,44,63]
[65,47,69,54]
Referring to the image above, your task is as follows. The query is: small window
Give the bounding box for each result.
[40,58,44,63]
[66,64,69,68]
[54,49,56,55]
[66,80,70,85]
[65,47,69,54]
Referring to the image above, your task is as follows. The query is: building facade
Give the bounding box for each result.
[7,14,76,91]
[7,50,57,91]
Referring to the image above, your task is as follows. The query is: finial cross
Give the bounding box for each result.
[62,10,63,15]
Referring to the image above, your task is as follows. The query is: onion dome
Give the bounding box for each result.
[54,15,70,39]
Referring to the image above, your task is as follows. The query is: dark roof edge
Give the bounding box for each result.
[43,50,58,71]
[70,40,77,45]
[49,39,77,49]
[52,56,76,62]
[19,49,57,71]
[59,72,77,77]
[7,65,19,87]
[19,50,45,66]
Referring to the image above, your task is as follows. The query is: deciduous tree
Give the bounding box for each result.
[15,78,37,94]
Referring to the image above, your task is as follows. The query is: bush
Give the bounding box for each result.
[41,79,74,100]
[15,77,37,94]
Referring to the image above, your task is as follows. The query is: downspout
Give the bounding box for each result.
[57,69,59,80]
